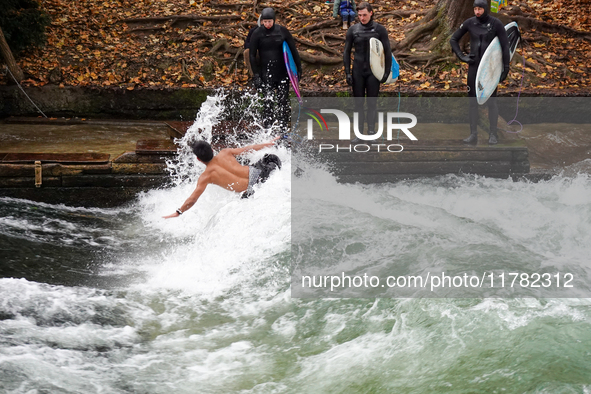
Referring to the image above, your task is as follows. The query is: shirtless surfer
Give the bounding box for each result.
[163,137,281,219]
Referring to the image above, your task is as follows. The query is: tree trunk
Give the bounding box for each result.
[394,0,479,65]
[0,26,24,82]
[443,0,477,33]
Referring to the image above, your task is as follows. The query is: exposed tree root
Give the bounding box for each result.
[502,7,591,42]
[299,52,342,65]
[381,9,427,19]
[393,7,439,52]
[294,37,341,56]
[121,15,242,24]
[293,20,340,34]
[506,14,591,42]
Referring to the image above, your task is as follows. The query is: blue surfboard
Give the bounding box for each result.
[282,41,301,100]
[369,38,399,84]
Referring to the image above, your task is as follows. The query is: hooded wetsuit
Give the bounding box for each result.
[450,0,510,141]
[249,8,301,130]
[344,19,391,134]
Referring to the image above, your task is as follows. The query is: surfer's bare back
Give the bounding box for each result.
[163,137,281,219]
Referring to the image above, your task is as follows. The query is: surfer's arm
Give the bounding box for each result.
[226,136,280,157]
[343,29,354,75]
[378,25,392,83]
[497,21,510,68]
[163,177,208,219]
[450,23,469,60]
[249,32,261,76]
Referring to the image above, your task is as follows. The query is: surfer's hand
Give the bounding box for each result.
[262,136,281,148]
[346,74,353,86]
[460,54,475,65]
[253,75,262,89]
[162,212,180,219]
[500,65,510,82]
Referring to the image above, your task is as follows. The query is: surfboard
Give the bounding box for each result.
[369,37,399,84]
[283,41,301,101]
[475,21,521,105]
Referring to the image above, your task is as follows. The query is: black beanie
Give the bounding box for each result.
[261,7,276,21]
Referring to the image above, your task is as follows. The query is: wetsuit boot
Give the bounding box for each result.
[463,132,478,144]
[488,130,498,145]
[464,97,478,144]
[488,96,499,145]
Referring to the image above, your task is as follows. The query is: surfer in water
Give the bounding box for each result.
[163,137,281,219]
[343,2,392,141]
[249,7,302,132]
[450,0,510,145]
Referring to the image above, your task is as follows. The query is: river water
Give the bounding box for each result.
[2,94,591,393]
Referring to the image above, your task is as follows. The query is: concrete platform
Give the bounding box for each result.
[302,138,530,183]
[0,117,537,207]
[0,118,177,206]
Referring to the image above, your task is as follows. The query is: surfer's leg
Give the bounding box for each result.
[487,88,499,145]
[352,69,366,135]
[241,155,281,199]
[366,74,380,134]
[244,48,253,77]
[464,66,479,144]
[277,79,291,132]
[241,165,262,199]
[261,79,274,128]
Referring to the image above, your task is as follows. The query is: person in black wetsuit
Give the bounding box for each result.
[343,2,391,138]
[450,0,510,145]
[243,16,261,78]
[249,7,302,131]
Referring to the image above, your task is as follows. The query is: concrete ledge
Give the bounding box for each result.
[305,140,530,182]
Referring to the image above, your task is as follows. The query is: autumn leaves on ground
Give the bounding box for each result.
[2,0,591,95]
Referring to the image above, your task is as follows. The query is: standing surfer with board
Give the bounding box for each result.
[343,2,392,140]
[249,7,302,132]
[450,0,510,145]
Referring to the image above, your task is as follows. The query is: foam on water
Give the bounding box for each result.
[2,92,591,393]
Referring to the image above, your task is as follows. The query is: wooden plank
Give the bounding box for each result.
[0,176,62,187]
[308,139,528,151]
[111,163,167,175]
[62,174,168,188]
[112,152,169,163]
[0,153,110,164]
[512,150,529,161]
[316,150,514,162]
[135,140,178,155]
[0,163,113,178]
[4,116,84,125]
[0,164,36,177]
[337,173,516,184]
[511,161,530,173]
[331,161,514,175]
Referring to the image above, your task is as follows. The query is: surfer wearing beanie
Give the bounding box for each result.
[450,0,510,145]
[343,2,392,139]
[250,7,302,132]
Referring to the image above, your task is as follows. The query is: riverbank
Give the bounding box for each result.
[2,84,591,120]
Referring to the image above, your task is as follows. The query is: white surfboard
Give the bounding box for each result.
[475,21,521,105]
[369,37,399,84]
